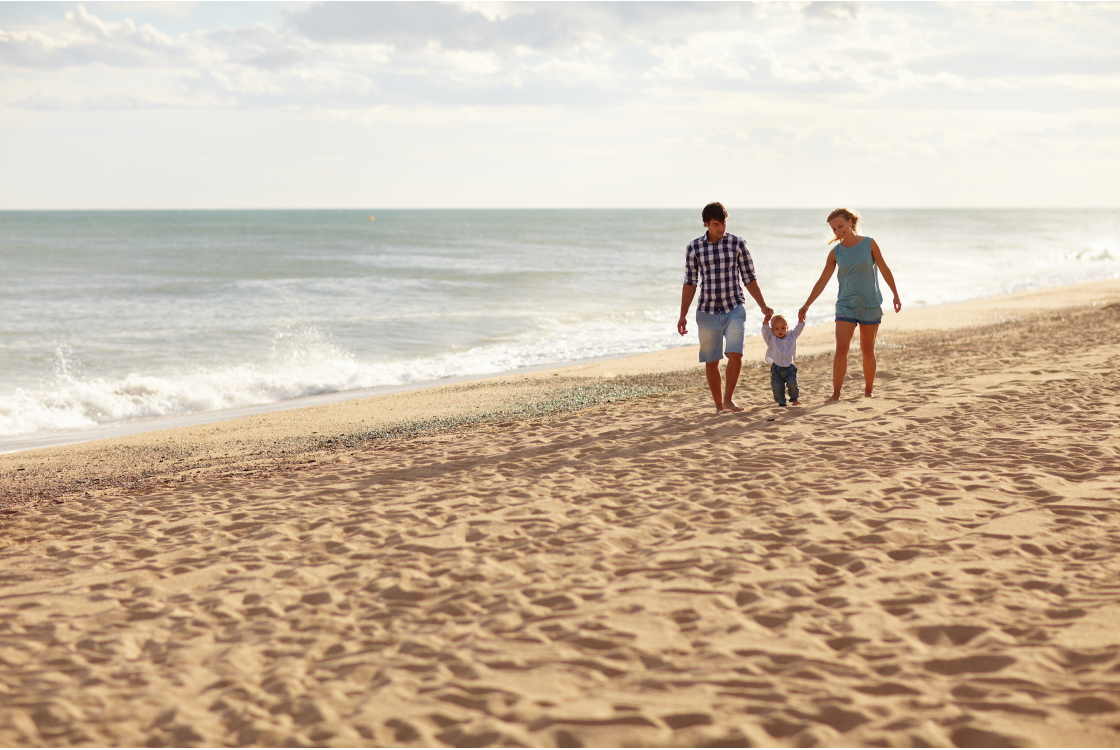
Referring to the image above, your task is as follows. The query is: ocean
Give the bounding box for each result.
[2,208,1118,449]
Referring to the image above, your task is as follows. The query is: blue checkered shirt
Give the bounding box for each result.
[684,232,758,314]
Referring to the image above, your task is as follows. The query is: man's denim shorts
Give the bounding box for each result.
[696,304,746,363]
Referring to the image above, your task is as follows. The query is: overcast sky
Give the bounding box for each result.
[1,1,1117,209]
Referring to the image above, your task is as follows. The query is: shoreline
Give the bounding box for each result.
[2,276,1118,511]
[0,350,689,456]
[1,277,1119,746]
[3,275,1116,458]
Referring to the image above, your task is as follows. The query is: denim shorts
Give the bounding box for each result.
[836,303,883,326]
[696,304,746,362]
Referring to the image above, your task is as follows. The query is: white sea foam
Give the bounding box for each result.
[0,312,682,438]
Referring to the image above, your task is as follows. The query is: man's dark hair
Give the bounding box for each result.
[702,202,728,223]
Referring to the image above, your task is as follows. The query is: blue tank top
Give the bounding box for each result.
[834,237,882,308]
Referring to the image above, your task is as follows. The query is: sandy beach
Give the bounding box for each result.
[2,278,1120,747]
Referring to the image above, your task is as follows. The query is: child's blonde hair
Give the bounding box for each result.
[771,314,787,326]
[827,207,861,244]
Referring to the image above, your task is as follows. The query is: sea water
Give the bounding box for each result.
[1,208,1118,444]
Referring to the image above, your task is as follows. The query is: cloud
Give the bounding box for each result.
[286,2,587,52]
[907,51,1120,79]
[285,2,762,54]
[802,1,858,27]
[2,1,1119,118]
[0,3,187,68]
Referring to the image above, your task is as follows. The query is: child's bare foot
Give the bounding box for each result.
[790,399,801,406]
[825,393,842,403]
[723,400,745,413]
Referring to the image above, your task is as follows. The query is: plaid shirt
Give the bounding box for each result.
[684,231,758,314]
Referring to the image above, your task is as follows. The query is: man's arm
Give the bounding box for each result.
[678,284,697,336]
[744,280,773,323]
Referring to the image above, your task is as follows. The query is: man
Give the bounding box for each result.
[677,202,773,412]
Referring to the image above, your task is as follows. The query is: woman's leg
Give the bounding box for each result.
[859,323,880,397]
[830,321,858,402]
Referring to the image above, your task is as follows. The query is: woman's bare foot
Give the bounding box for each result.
[864,390,874,398]
[721,400,745,413]
[825,393,842,403]
[790,399,801,406]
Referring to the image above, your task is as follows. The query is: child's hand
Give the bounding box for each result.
[798,305,808,322]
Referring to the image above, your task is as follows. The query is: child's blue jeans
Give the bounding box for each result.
[771,363,799,406]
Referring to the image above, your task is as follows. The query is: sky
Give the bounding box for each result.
[1,1,1118,209]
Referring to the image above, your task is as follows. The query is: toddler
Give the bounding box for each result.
[761,315,805,406]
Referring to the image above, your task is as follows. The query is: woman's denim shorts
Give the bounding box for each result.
[835,303,883,326]
[696,304,746,362]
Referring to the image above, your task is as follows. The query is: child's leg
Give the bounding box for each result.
[770,364,786,406]
[830,322,858,402]
[787,365,800,404]
[859,324,880,397]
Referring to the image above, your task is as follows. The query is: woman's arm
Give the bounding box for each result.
[870,240,901,313]
[798,251,837,321]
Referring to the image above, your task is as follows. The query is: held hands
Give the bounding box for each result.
[677,316,688,336]
[798,305,809,322]
[761,305,773,324]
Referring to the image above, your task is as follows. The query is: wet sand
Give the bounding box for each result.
[1,279,1119,747]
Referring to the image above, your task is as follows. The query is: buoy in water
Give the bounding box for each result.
[368,216,375,221]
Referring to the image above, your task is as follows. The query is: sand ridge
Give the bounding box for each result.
[2,286,1120,746]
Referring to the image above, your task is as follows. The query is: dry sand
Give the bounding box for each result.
[2,279,1120,747]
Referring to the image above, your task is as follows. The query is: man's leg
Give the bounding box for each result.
[830,321,858,402]
[723,353,744,411]
[705,361,724,411]
[721,306,747,412]
[696,310,725,411]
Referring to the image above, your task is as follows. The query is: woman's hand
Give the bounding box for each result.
[798,305,809,322]
[892,295,902,313]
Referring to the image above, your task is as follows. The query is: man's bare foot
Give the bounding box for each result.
[723,400,745,413]
[825,393,841,403]
[790,399,801,406]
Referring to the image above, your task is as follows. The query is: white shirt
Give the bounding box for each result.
[760,321,804,367]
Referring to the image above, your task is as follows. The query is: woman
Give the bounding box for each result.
[799,208,901,401]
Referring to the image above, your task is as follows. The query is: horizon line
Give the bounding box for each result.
[3,205,1119,212]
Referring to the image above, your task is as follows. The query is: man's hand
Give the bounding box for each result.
[677,316,689,336]
[761,305,773,324]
